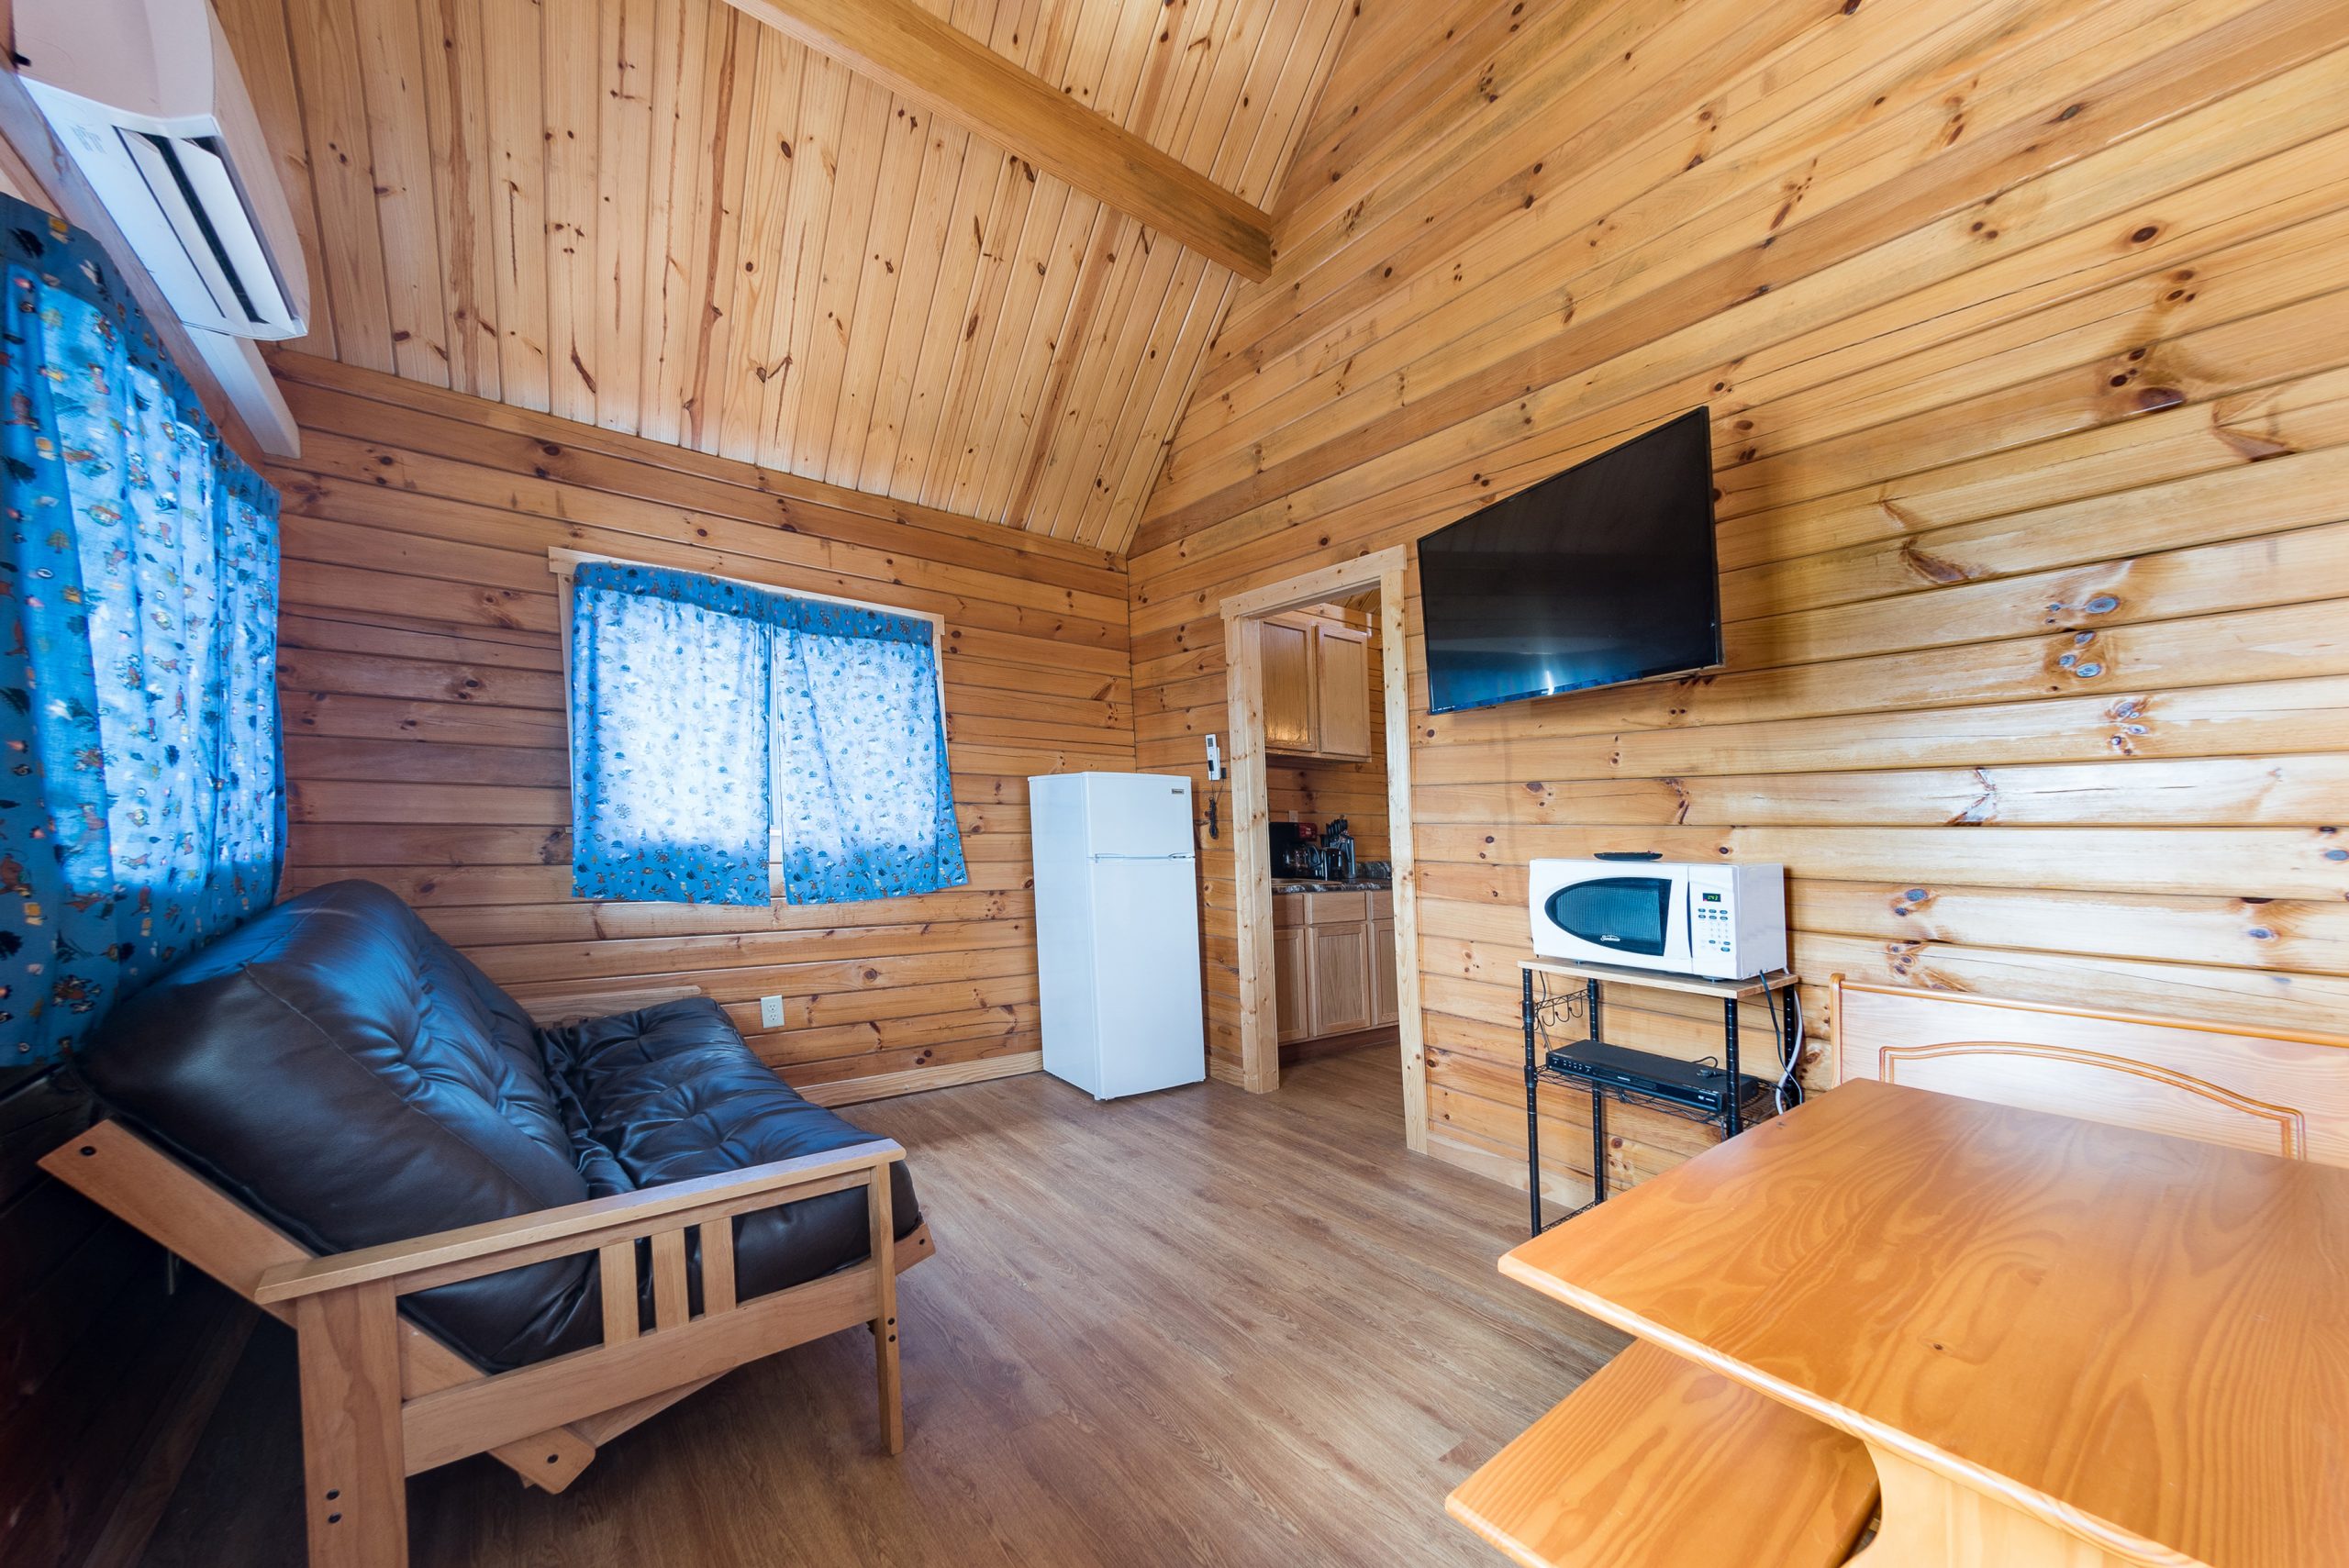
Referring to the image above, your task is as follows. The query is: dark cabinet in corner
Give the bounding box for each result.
[1262,608,1373,762]
[1275,889,1397,1043]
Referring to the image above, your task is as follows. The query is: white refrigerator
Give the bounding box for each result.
[1029,772,1207,1099]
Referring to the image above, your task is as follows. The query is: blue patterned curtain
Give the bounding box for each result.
[569,561,774,905]
[0,197,283,1067]
[568,562,965,906]
[772,599,967,905]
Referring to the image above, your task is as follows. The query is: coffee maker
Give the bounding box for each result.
[1321,816,1357,884]
[1268,821,1327,879]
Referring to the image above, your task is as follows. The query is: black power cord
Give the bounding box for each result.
[1759,973,1804,1115]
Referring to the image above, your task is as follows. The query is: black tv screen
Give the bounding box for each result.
[1418,408,1720,716]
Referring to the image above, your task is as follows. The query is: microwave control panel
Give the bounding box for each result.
[1682,863,1787,979]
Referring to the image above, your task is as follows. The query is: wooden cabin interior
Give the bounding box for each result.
[1,0,2344,1562]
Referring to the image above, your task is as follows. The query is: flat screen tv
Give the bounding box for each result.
[1418,407,1720,716]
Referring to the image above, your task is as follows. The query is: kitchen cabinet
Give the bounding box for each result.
[1262,619,1315,754]
[1273,924,1309,1045]
[1371,915,1398,1027]
[1316,625,1373,759]
[1308,920,1374,1035]
[1262,612,1374,762]
[1275,890,1399,1042]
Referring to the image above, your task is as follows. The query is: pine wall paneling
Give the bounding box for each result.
[1128,0,2349,1200]
[267,351,1137,1101]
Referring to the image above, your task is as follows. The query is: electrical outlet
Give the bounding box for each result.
[759,995,785,1029]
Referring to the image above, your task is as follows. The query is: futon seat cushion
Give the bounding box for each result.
[78,880,919,1373]
[541,999,920,1304]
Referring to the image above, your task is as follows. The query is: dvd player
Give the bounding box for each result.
[1543,1039,1765,1115]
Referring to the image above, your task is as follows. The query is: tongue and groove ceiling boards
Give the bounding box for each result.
[217,0,1357,550]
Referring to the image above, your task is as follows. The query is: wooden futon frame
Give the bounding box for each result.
[41,986,935,1568]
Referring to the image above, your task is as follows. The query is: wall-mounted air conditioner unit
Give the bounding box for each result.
[14,0,306,455]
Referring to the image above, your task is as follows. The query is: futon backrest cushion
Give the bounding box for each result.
[79,879,605,1370]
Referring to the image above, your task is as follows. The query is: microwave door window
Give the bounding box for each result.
[1546,877,1674,957]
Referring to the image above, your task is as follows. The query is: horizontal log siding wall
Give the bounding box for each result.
[1129,0,2349,1196]
[269,353,1135,1102]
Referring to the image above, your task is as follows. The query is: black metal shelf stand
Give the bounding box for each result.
[1520,959,1799,1237]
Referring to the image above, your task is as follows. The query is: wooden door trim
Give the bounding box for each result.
[1221,548,1407,619]
[1220,548,1428,1153]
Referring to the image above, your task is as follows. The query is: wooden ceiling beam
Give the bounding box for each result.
[720,0,1275,282]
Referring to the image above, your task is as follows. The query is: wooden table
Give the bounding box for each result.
[1502,1077,2349,1567]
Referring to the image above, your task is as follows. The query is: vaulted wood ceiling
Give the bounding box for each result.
[221,0,1357,551]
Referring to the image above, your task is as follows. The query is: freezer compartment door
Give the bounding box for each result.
[1083,773,1196,859]
[1085,856,1206,1098]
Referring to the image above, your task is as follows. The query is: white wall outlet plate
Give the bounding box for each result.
[759,995,785,1029]
[1205,732,1224,780]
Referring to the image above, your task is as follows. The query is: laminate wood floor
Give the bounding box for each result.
[137,1047,1625,1567]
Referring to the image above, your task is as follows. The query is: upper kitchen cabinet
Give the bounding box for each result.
[1263,618,1317,754]
[1263,608,1375,762]
[1316,626,1373,758]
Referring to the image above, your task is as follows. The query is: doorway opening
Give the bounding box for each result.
[1220,547,1427,1153]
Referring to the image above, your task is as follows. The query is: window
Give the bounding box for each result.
[553,550,966,907]
[0,195,284,1065]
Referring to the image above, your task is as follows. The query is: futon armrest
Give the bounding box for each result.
[253,1139,905,1305]
[518,983,710,1027]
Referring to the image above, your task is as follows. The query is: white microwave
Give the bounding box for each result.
[1529,859,1787,980]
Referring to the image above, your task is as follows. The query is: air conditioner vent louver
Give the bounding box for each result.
[117,128,293,334]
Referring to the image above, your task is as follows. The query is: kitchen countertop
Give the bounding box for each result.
[1272,879,1392,895]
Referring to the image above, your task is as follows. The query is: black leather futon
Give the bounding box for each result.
[76,879,922,1373]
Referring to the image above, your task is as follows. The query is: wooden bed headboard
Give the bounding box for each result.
[1831,976,2349,1168]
